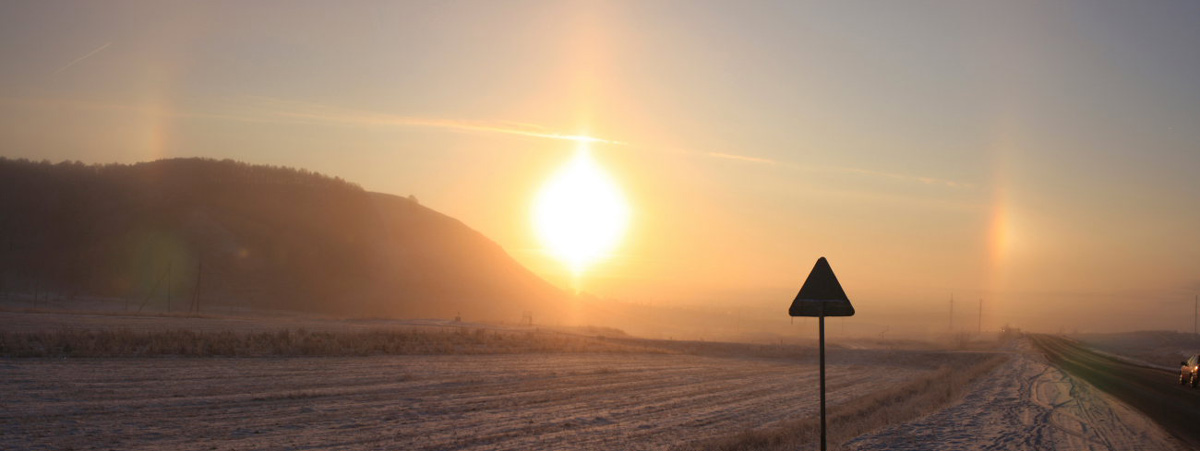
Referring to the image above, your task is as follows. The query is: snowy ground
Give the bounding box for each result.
[844,339,1187,451]
[7,306,1187,451]
[1,351,953,451]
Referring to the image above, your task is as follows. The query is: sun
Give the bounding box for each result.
[534,144,630,277]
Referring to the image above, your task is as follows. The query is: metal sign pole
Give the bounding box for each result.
[819,304,827,451]
[788,257,854,451]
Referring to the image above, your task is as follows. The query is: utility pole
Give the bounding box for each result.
[978,298,983,335]
[949,293,954,332]
[191,261,202,314]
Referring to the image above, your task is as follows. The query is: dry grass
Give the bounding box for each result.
[674,352,1009,451]
[0,327,662,357]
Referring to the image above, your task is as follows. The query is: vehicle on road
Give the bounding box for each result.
[1181,354,1199,388]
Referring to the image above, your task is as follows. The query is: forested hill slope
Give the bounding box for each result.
[0,157,565,320]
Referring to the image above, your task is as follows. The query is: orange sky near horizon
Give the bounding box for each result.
[1,1,1198,335]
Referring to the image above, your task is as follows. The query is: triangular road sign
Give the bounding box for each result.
[789,257,854,317]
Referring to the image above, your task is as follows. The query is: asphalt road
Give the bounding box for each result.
[1030,334,1200,448]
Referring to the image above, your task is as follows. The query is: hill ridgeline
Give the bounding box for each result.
[0,157,566,321]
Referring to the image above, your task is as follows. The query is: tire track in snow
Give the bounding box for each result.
[1031,335,1200,448]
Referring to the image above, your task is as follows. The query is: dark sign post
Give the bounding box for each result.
[788,257,855,451]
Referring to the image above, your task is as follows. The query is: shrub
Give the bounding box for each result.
[0,327,664,358]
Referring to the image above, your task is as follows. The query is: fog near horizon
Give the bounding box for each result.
[1,1,1198,336]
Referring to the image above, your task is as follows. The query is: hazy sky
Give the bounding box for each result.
[2,1,1198,335]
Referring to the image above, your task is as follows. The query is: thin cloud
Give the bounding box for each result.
[2,94,627,146]
[55,42,111,74]
[707,152,779,164]
[833,166,969,189]
[0,94,965,189]
[237,98,627,145]
[0,97,292,125]
[703,150,969,189]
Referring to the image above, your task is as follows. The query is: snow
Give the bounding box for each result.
[1,352,935,451]
[844,339,1188,451]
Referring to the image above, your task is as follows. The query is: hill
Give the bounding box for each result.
[0,157,565,320]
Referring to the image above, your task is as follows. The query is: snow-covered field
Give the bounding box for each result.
[2,351,948,450]
[1,309,992,450]
[4,305,1191,451]
[845,339,1187,451]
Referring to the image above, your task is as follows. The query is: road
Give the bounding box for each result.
[1030,334,1200,448]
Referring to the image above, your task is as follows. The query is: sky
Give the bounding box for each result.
[1,1,1198,336]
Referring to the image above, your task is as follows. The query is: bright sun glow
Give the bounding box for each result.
[534,145,630,277]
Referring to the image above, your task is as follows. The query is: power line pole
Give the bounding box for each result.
[949,293,954,332]
[191,261,202,314]
[166,262,172,313]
